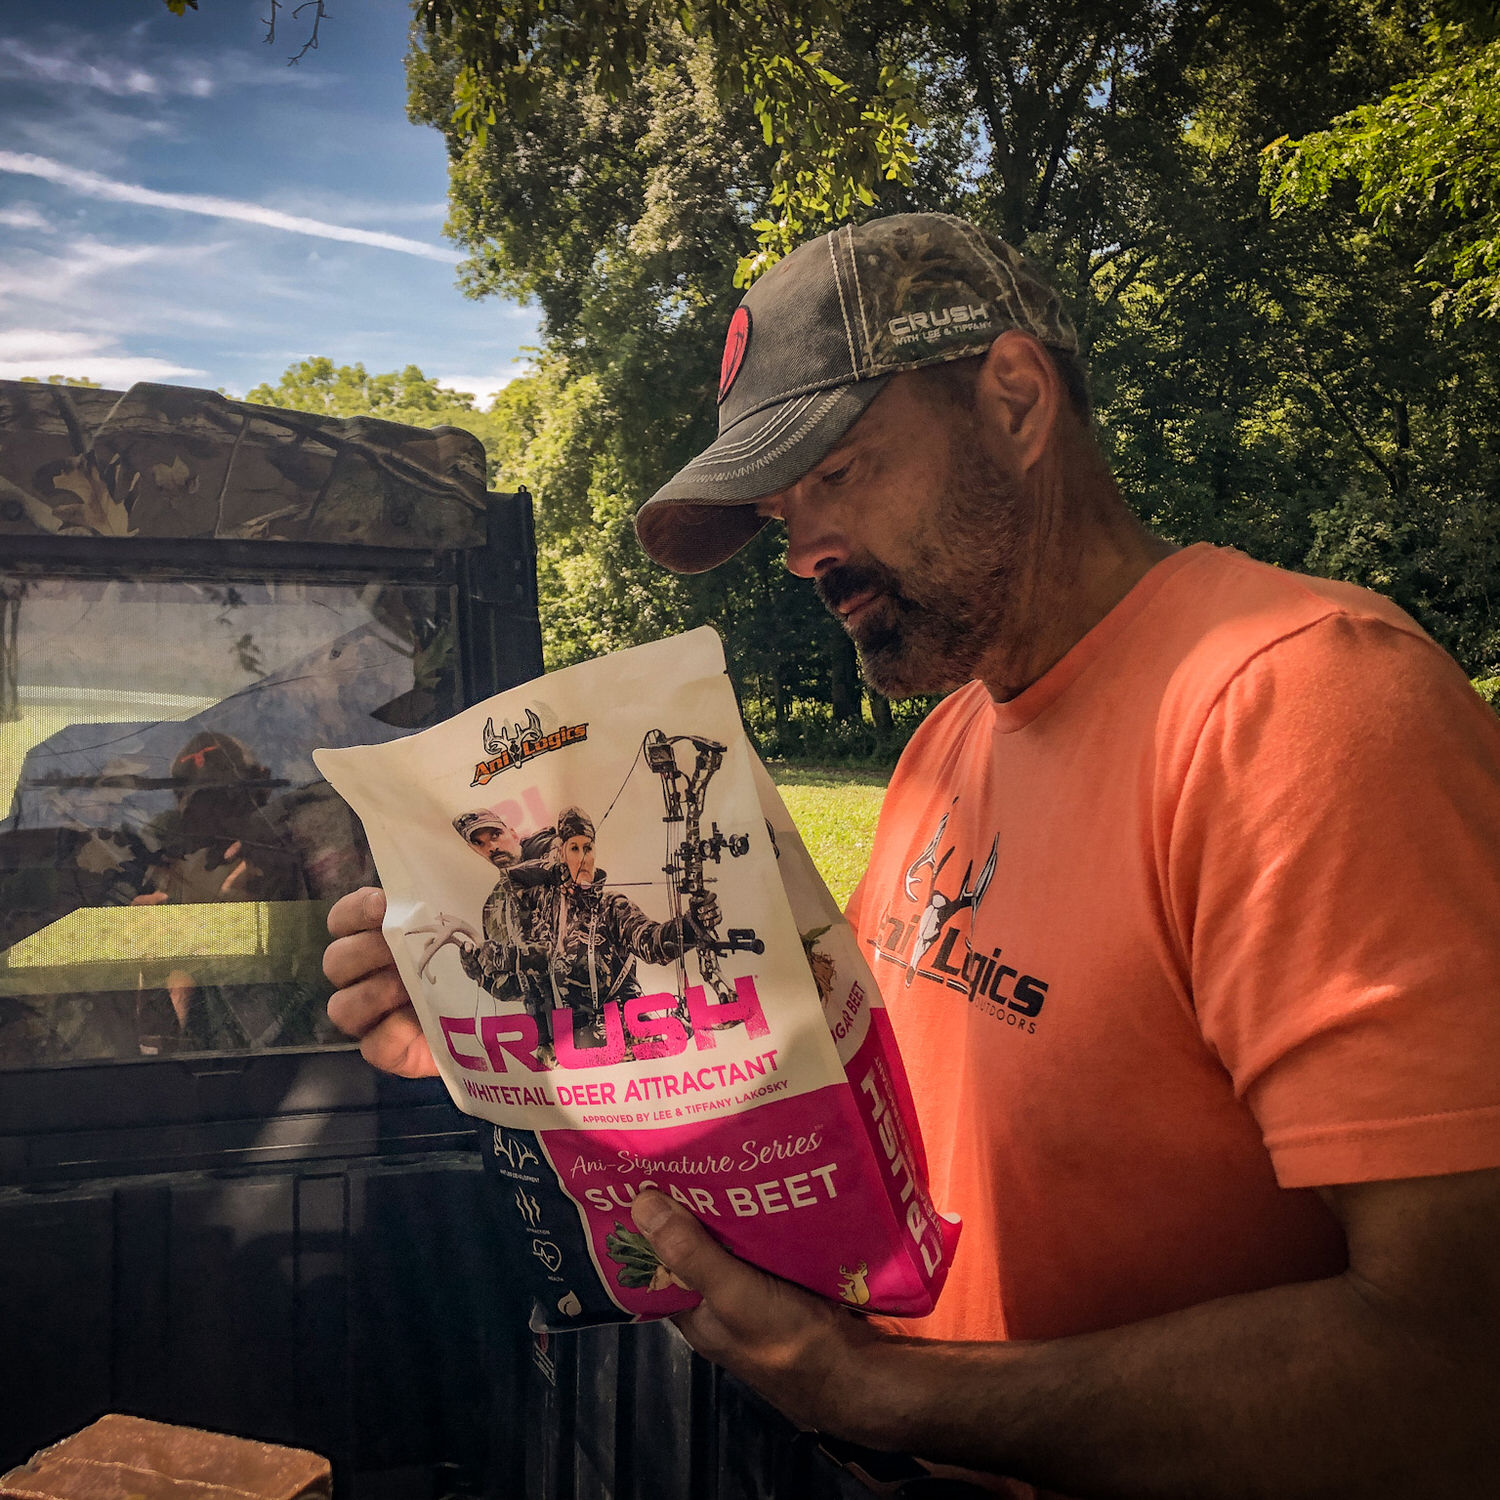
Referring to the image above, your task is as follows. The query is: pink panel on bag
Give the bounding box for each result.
[540,1012,958,1320]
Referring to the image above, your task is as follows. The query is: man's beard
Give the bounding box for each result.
[814,445,1031,698]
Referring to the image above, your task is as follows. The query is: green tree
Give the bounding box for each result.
[409,0,1500,726]
[1266,2,1500,319]
[408,27,891,745]
[405,1,1246,746]
[248,357,475,420]
[416,0,925,281]
[244,357,524,486]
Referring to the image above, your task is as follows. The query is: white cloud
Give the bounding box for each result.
[5,103,176,175]
[0,238,175,304]
[201,51,332,93]
[0,35,320,101]
[0,37,161,97]
[0,330,104,361]
[266,191,450,226]
[0,329,204,386]
[0,152,464,262]
[0,202,49,231]
[435,365,535,406]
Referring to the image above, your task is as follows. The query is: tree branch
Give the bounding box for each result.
[1031,31,1105,230]
[952,3,1012,194]
[263,0,327,65]
[1296,346,1401,491]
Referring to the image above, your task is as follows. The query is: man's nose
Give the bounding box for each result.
[779,495,849,580]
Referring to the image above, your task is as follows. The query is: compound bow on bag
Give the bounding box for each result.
[641,728,763,1006]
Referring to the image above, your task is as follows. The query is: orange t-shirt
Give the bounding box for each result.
[850,543,1500,1345]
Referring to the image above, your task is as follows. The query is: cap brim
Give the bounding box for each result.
[636,378,888,572]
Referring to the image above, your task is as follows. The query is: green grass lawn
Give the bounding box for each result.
[765,762,890,910]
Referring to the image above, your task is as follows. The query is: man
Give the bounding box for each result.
[413,809,558,1059]
[415,805,716,1059]
[324,213,1500,1496]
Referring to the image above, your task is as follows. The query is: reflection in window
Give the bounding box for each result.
[0,576,456,1067]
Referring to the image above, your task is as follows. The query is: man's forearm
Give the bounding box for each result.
[637,1172,1500,1499]
[838,1273,1492,1498]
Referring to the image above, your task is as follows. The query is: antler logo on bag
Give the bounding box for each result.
[473,707,589,786]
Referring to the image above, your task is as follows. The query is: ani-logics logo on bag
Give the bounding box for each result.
[472,708,588,787]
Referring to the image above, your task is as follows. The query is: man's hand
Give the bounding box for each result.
[324,887,436,1077]
[630,1188,881,1435]
[633,1169,1500,1497]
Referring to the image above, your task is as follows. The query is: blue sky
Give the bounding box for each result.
[0,0,538,403]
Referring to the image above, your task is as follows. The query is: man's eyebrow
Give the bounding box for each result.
[756,430,867,514]
[816,431,862,468]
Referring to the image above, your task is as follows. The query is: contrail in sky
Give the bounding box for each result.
[0,151,462,263]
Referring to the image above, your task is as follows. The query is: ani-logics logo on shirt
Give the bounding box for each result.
[865,802,1050,1035]
[472,708,589,787]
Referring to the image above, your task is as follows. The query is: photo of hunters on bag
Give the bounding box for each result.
[4,4,1499,1499]
[414,734,757,1073]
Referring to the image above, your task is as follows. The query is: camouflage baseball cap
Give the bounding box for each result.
[636,212,1077,573]
[453,809,512,842]
[555,806,595,842]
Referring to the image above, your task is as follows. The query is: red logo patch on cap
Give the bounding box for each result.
[718,305,751,404]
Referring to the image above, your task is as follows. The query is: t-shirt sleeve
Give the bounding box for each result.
[1170,612,1500,1188]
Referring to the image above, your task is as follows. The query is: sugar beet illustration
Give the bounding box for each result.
[605,1221,686,1293]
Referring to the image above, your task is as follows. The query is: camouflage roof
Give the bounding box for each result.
[0,379,488,549]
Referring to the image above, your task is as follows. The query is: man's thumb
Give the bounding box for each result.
[631,1189,726,1292]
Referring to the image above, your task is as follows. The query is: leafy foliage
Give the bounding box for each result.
[248,1,1500,759]
[1266,15,1500,319]
[247,358,477,419]
[405,0,1500,687]
[416,0,924,282]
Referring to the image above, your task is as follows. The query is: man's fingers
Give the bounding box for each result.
[323,927,397,990]
[325,967,438,1078]
[326,966,412,1039]
[632,1190,857,1422]
[328,886,386,938]
[632,1189,749,1297]
[358,1010,437,1079]
[323,887,435,1078]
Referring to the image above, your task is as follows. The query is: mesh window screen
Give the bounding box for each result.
[0,574,458,1067]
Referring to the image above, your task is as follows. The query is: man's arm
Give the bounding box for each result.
[632,1166,1500,1497]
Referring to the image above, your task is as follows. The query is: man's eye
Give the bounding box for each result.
[822,462,853,485]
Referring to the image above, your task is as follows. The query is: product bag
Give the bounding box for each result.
[315,628,958,1330]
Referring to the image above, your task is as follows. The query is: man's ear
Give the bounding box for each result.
[974,330,1061,473]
